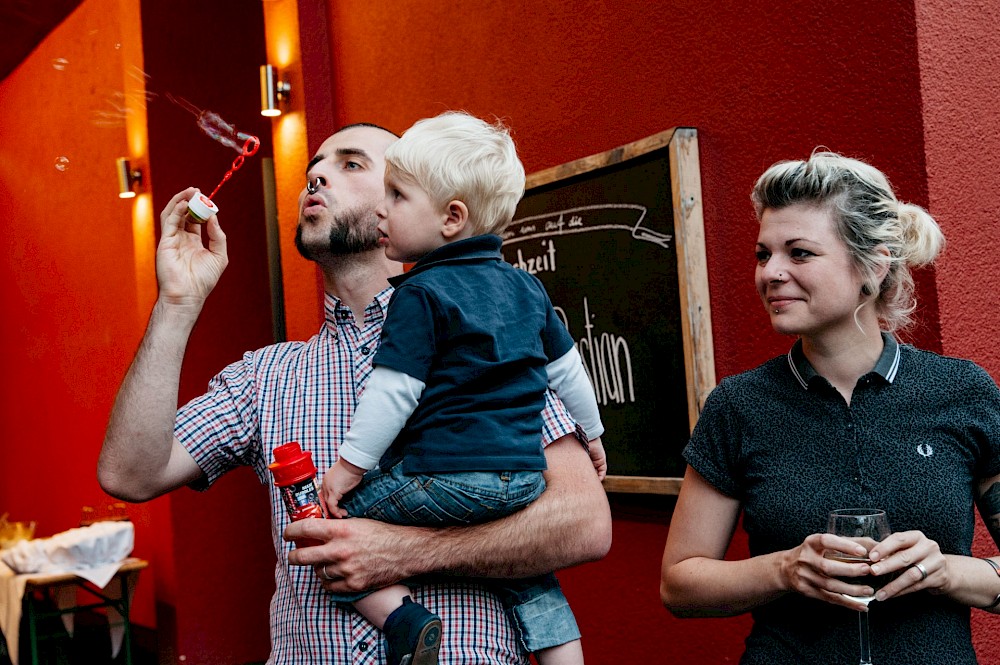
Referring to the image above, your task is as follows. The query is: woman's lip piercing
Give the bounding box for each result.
[306,176,322,195]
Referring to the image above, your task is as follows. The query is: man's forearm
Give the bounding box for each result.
[286,435,612,591]
[97,300,203,501]
[397,435,612,579]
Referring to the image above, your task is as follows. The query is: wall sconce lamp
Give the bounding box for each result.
[116,157,143,199]
[260,64,291,117]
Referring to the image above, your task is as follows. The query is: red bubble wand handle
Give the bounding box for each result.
[208,135,260,200]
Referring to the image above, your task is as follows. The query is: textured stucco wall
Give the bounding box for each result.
[916,0,1000,656]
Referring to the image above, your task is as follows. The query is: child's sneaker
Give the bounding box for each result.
[384,596,442,665]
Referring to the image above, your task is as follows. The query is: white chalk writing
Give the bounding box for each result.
[508,239,557,275]
[555,298,635,406]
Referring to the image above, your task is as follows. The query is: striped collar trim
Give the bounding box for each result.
[786,332,900,390]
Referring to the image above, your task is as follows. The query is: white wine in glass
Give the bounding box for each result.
[826,508,892,665]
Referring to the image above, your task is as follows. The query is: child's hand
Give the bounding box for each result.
[321,459,366,518]
[588,437,608,481]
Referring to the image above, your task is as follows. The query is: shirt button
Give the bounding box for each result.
[358,642,369,652]
[360,346,370,355]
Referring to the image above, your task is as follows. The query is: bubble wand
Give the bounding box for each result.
[164,96,261,224]
[187,133,261,224]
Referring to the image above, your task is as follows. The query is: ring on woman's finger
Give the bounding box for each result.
[913,562,929,581]
[319,564,334,581]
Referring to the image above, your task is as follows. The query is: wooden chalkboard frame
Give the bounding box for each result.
[522,128,715,495]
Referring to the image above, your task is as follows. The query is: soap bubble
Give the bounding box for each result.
[52,58,68,71]
[166,93,249,154]
[54,156,70,171]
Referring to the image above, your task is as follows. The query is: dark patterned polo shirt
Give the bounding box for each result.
[684,333,1000,665]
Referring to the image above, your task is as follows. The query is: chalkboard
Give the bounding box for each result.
[501,128,715,494]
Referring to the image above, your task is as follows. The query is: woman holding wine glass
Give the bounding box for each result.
[660,151,1000,664]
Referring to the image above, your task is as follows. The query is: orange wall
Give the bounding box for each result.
[264,0,327,342]
[307,0,998,660]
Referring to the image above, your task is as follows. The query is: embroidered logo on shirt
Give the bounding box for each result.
[916,443,934,458]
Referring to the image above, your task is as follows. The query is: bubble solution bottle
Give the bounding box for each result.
[268,442,327,546]
[186,191,219,224]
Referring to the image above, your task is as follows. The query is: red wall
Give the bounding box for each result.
[2,0,997,663]
[138,0,276,662]
[0,0,158,628]
[0,1,276,662]
[915,0,1000,658]
[307,0,998,660]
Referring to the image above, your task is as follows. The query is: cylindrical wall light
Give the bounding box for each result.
[260,64,291,117]
[116,157,143,199]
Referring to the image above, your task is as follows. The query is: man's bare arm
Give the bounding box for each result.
[98,189,227,502]
[285,434,612,592]
[98,301,206,501]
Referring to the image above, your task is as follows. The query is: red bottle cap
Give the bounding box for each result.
[268,442,318,486]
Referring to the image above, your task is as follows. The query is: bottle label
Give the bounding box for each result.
[279,478,326,521]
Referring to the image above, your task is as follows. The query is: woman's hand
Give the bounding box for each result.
[779,533,880,611]
[867,530,948,601]
[663,467,884,616]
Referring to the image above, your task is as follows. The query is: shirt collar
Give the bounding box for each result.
[323,286,394,327]
[389,234,503,287]
[786,331,900,390]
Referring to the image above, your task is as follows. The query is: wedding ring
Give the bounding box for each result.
[319,564,334,581]
[913,562,928,581]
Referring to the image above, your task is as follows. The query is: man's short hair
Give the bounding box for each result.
[384,111,526,236]
[334,122,400,138]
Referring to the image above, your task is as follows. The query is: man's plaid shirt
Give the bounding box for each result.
[176,288,577,664]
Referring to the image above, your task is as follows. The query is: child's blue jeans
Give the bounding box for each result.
[330,462,581,653]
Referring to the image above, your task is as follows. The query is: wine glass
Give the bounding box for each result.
[825,508,892,665]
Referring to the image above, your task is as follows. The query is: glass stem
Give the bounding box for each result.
[858,610,873,665]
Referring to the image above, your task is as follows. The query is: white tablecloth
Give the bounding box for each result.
[0,558,142,665]
[0,520,138,665]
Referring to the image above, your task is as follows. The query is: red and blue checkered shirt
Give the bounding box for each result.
[175,288,577,664]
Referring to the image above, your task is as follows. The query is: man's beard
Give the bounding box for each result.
[295,204,381,261]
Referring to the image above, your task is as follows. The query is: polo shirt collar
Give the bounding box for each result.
[389,234,502,287]
[786,331,900,390]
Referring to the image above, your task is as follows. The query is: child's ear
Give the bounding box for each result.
[441,200,469,239]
